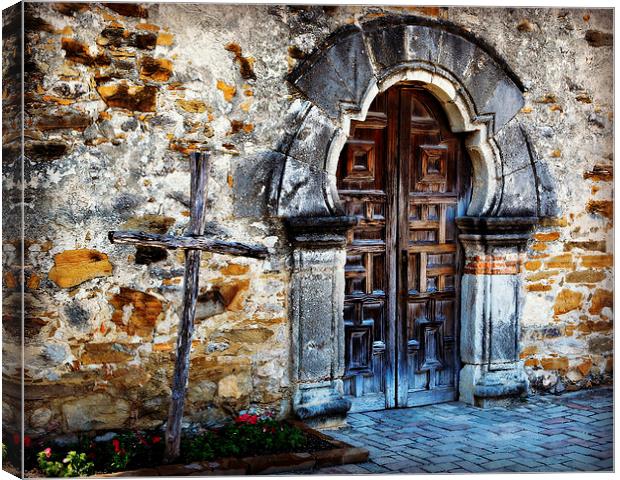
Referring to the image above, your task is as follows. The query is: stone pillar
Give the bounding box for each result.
[456,216,537,407]
[285,216,357,427]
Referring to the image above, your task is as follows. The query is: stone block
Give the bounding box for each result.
[80,342,136,364]
[234,150,282,218]
[62,394,130,431]
[493,120,538,217]
[97,83,158,112]
[553,289,583,316]
[48,249,113,288]
[282,106,341,171]
[276,157,331,217]
[109,287,163,339]
[589,289,612,315]
[289,25,375,119]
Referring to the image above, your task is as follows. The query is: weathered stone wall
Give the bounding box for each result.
[2,3,612,437]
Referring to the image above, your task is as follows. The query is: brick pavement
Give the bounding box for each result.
[314,386,613,474]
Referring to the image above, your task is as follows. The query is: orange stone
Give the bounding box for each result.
[577,358,593,376]
[221,264,250,276]
[27,273,41,289]
[97,83,157,112]
[48,249,113,288]
[526,270,559,281]
[527,283,552,292]
[139,56,173,82]
[546,253,575,270]
[524,260,542,271]
[81,342,136,365]
[534,231,560,242]
[109,287,163,338]
[521,345,538,356]
[565,270,606,284]
[553,288,583,315]
[217,80,236,102]
[156,32,174,46]
[136,23,160,32]
[176,99,208,113]
[4,271,17,288]
[524,358,540,368]
[589,288,613,315]
[586,200,613,219]
[581,254,613,269]
[541,356,569,372]
[218,279,250,312]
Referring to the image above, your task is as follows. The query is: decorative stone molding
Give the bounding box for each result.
[271,15,557,416]
[271,14,558,220]
[456,216,537,407]
[285,216,357,426]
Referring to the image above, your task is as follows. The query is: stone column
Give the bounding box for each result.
[285,216,357,427]
[456,216,537,407]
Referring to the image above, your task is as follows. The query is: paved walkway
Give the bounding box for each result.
[316,387,613,474]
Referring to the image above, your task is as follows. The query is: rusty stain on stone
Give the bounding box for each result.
[140,56,173,82]
[586,200,613,219]
[109,287,164,339]
[97,83,158,112]
[103,3,148,18]
[61,38,111,66]
[225,43,257,80]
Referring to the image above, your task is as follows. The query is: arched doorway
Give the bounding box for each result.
[275,15,558,425]
[337,84,471,412]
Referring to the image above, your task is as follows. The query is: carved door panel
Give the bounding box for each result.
[397,87,468,407]
[337,91,397,412]
[338,85,468,412]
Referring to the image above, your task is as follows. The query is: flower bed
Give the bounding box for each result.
[4,412,368,477]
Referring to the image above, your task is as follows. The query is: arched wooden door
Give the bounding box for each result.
[337,84,471,412]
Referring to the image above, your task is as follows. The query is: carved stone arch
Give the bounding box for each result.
[273,16,558,423]
[271,15,558,220]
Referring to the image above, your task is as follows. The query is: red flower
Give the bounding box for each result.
[151,436,161,444]
[44,448,52,459]
[236,413,259,424]
[24,436,32,448]
[112,438,121,453]
[12,433,20,445]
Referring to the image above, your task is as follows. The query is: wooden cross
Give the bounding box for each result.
[108,152,268,462]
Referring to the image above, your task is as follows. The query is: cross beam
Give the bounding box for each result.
[108,152,267,462]
[108,231,268,259]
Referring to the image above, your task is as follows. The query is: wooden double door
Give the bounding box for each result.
[337,84,471,412]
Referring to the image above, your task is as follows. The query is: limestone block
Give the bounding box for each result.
[289,25,375,119]
[283,106,341,171]
[62,394,131,431]
[29,407,53,428]
[218,373,252,399]
[276,157,331,217]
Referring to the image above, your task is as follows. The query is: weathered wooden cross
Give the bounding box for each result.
[108,152,268,462]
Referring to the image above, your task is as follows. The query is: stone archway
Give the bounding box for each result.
[270,15,558,423]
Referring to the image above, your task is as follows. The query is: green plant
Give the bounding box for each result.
[37,449,94,477]
[181,431,217,462]
[181,415,308,462]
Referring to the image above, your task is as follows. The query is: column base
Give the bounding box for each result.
[293,380,351,429]
[459,363,528,408]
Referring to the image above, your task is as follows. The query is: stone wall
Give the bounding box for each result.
[2,3,613,437]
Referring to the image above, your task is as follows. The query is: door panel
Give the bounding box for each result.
[338,85,468,411]
[337,92,395,412]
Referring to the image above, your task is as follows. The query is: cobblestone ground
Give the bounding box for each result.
[315,386,613,474]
